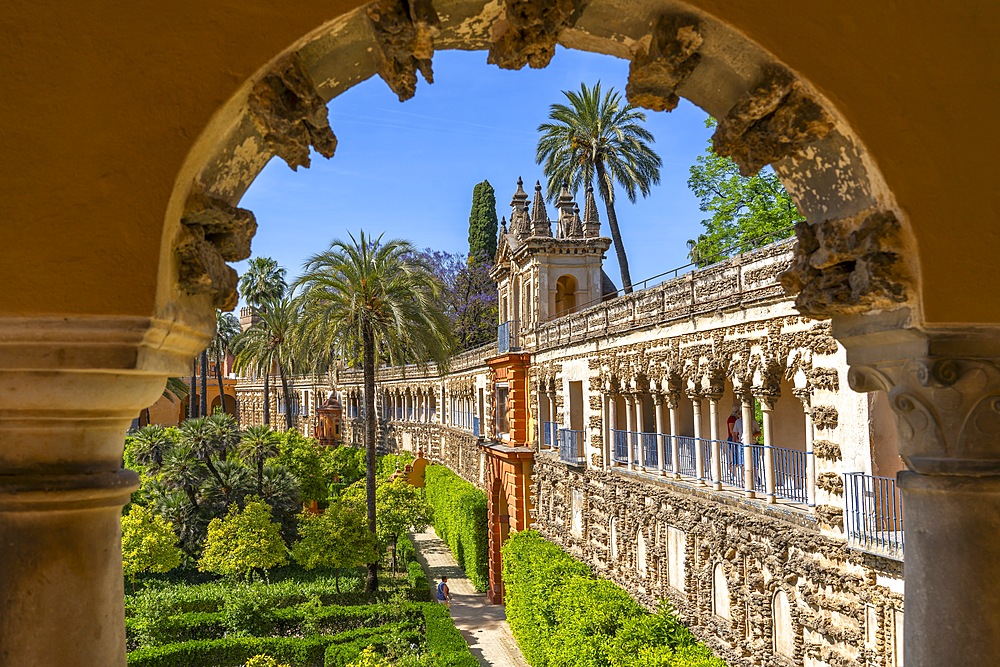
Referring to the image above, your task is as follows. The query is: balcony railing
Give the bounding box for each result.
[612,429,629,464]
[559,428,586,465]
[498,319,519,354]
[845,472,904,559]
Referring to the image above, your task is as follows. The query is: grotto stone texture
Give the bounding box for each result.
[247,54,338,171]
[487,0,584,70]
[366,0,440,102]
[626,13,703,113]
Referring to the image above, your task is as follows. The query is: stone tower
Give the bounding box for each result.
[492,177,613,339]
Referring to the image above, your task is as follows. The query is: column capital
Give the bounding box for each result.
[664,392,680,410]
[846,327,1000,475]
[651,392,664,406]
[753,392,779,411]
[792,387,812,405]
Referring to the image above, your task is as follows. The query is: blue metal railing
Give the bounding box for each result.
[612,429,629,464]
[677,436,698,476]
[772,445,809,503]
[719,439,744,487]
[845,472,904,559]
[497,320,519,354]
[559,428,586,465]
[639,432,658,469]
[473,416,481,437]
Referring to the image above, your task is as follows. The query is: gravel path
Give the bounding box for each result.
[410,528,530,667]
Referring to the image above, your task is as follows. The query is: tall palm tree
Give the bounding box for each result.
[232,294,301,431]
[295,231,454,592]
[210,311,242,415]
[129,424,176,472]
[239,256,288,307]
[536,82,662,294]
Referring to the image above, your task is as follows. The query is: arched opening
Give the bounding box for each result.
[210,394,237,415]
[554,274,577,317]
[772,589,795,659]
[712,562,731,620]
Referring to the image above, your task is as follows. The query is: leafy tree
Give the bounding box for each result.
[686,118,801,265]
[296,231,454,592]
[467,180,498,264]
[291,503,378,592]
[420,249,497,351]
[328,445,366,486]
[178,417,232,501]
[121,505,182,583]
[210,310,241,414]
[198,496,288,579]
[232,294,301,431]
[245,656,291,667]
[537,82,662,294]
[241,425,281,495]
[375,478,432,573]
[270,429,330,502]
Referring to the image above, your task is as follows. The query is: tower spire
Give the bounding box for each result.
[582,184,601,238]
[531,180,552,237]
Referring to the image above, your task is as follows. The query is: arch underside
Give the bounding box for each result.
[161,0,917,360]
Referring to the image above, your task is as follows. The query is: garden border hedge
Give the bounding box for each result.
[424,465,488,591]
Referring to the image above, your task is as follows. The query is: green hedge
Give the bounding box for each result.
[502,531,727,667]
[127,604,477,667]
[425,465,488,591]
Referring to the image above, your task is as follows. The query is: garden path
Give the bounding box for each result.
[409,528,530,667]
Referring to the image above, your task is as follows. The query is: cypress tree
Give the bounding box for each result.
[467,180,498,265]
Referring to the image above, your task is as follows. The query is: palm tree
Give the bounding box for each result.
[210,311,242,415]
[239,256,287,307]
[536,82,662,294]
[240,425,281,495]
[178,417,229,497]
[232,295,301,431]
[295,231,454,592]
[129,424,176,473]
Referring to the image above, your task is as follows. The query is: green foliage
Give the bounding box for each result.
[467,180,498,264]
[328,446,366,486]
[122,505,183,581]
[374,479,431,547]
[536,82,662,293]
[502,531,725,667]
[272,430,333,501]
[292,505,378,588]
[425,465,488,591]
[246,655,292,667]
[198,497,288,579]
[224,582,278,636]
[345,646,392,667]
[686,118,800,266]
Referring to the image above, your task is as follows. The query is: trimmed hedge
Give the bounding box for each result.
[502,531,727,667]
[127,604,477,667]
[424,465,488,591]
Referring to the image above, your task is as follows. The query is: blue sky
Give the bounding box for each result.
[237,47,714,293]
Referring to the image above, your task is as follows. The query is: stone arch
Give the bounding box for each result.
[155,0,914,346]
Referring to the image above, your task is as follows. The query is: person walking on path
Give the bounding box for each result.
[437,576,451,607]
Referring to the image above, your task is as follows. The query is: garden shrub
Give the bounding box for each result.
[406,561,431,602]
[501,531,726,667]
[127,636,329,667]
[420,602,480,667]
[424,465,488,591]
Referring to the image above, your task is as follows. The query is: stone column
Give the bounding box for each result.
[624,393,636,471]
[653,393,666,475]
[548,389,559,448]
[607,392,618,468]
[741,395,756,498]
[759,395,778,504]
[667,393,681,479]
[691,392,706,486]
[843,329,1000,665]
[0,316,208,666]
[794,389,816,505]
[705,393,723,491]
[636,393,647,471]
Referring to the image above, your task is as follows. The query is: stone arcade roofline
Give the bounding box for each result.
[337,238,796,385]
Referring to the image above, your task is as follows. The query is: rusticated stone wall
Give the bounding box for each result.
[532,454,903,667]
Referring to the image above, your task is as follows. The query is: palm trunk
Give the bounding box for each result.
[215,351,227,415]
[363,324,379,593]
[278,362,294,432]
[189,359,198,418]
[595,161,633,294]
[263,373,271,426]
[200,351,209,416]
